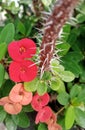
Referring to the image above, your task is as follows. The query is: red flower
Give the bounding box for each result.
[35,106,52,124]
[9,83,32,105]
[9,60,37,82]
[8,38,36,61]
[0,97,22,115]
[31,93,50,111]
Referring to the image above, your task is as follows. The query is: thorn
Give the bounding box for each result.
[41,11,51,16]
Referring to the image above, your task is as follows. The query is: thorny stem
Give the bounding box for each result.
[39,0,79,78]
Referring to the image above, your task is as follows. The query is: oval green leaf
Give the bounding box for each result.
[38,123,48,130]
[65,105,75,129]
[37,81,47,95]
[0,23,15,44]
[59,71,75,82]
[75,108,85,128]
[24,78,39,92]
[5,115,17,130]
[57,92,69,105]
[50,78,64,91]
[12,112,30,128]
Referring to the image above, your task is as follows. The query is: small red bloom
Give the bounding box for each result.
[45,112,56,125]
[9,60,37,82]
[35,106,52,124]
[0,97,22,115]
[31,93,50,111]
[45,112,62,130]
[8,38,36,61]
[9,83,32,105]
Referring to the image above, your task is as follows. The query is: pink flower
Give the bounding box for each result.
[31,93,50,111]
[48,123,62,130]
[0,97,22,115]
[35,106,52,124]
[45,112,57,125]
[45,112,62,130]
[9,83,32,105]
[8,38,36,61]
[9,60,37,82]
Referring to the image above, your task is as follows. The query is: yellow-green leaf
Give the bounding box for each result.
[65,105,75,129]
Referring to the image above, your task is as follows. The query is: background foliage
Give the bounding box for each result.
[0,0,85,130]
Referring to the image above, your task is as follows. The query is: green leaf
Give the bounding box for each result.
[38,123,48,130]
[57,43,70,56]
[5,115,17,130]
[67,28,80,46]
[12,112,30,128]
[22,105,33,112]
[26,16,37,36]
[70,84,82,99]
[24,78,39,92]
[65,105,75,129]
[16,20,26,35]
[37,81,47,95]
[50,78,65,91]
[0,106,7,122]
[42,71,52,80]
[61,57,82,77]
[0,43,7,60]
[75,108,85,128]
[0,23,15,44]
[0,64,5,87]
[57,92,69,105]
[1,80,14,97]
[79,63,85,83]
[51,59,65,75]
[62,24,71,41]
[41,0,52,6]
[58,71,75,82]
[77,89,85,103]
[76,14,85,23]
[58,117,65,130]
[62,52,83,63]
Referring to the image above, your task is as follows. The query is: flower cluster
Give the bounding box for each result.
[8,38,37,82]
[0,83,32,114]
[31,93,52,123]
[31,93,62,130]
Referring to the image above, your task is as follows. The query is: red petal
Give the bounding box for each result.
[31,93,50,111]
[46,112,57,125]
[8,41,21,61]
[31,94,42,111]
[8,38,36,61]
[40,93,50,106]
[19,38,36,58]
[20,60,37,82]
[35,106,52,124]
[9,61,21,82]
